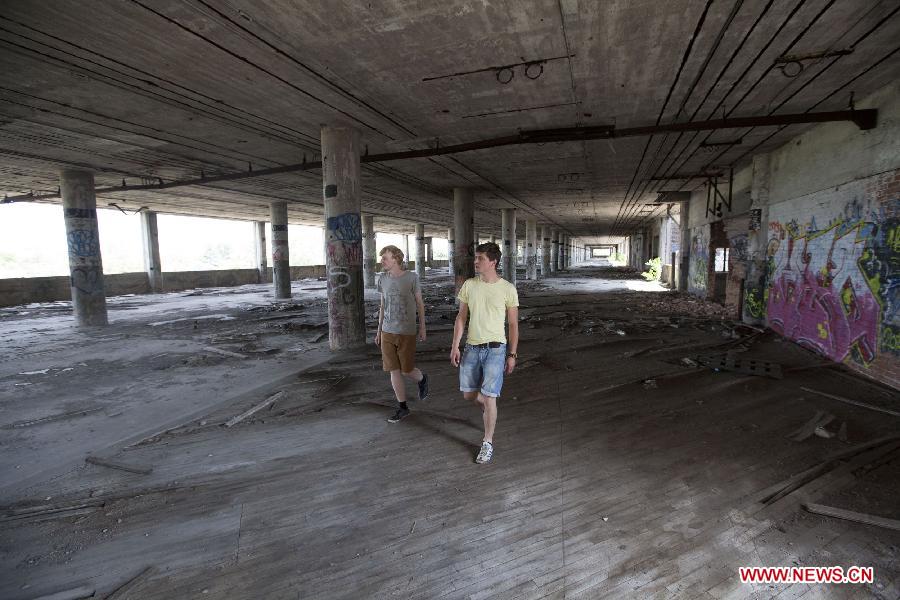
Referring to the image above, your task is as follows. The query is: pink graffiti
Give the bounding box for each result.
[767,234,880,364]
[326,240,362,266]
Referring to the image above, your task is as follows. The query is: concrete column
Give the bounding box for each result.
[679,204,691,292]
[525,218,537,280]
[322,124,365,350]
[560,235,567,269]
[453,188,475,296]
[253,221,268,283]
[403,234,410,265]
[270,201,291,299]
[501,208,516,284]
[414,223,426,279]
[61,170,108,326]
[447,227,455,275]
[744,153,772,323]
[489,234,497,244]
[140,210,163,293]
[551,229,560,273]
[541,225,551,277]
[362,215,376,289]
[425,236,434,266]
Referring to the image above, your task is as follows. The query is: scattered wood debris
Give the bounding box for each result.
[800,387,900,418]
[1,499,105,523]
[105,566,158,599]
[202,346,248,359]
[788,411,835,442]
[85,455,153,476]
[804,503,900,532]
[224,391,287,427]
[698,354,783,379]
[3,407,104,429]
[29,585,96,600]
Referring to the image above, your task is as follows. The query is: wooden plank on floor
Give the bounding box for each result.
[804,503,900,532]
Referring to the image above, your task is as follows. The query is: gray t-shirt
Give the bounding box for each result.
[377,271,421,335]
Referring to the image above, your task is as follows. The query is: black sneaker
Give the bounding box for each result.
[417,373,429,401]
[387,407,410,423]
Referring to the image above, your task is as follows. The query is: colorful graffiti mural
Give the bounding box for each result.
[764,173,898,370]
[767,221,880,363]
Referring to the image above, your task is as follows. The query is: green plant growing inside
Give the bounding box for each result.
[642,257,661,281]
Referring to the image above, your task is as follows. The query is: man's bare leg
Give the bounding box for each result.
[402,368,423,383]
[390,370,406,402]
[479,393,497,443]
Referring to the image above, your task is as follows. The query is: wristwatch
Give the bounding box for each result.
[507,352,517,358]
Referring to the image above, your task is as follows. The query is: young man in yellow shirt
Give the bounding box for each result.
[450,242,519,464]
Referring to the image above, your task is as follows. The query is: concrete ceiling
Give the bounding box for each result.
[1,1,898,242]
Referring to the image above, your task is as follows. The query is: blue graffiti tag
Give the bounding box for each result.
[327,213,362,242]
[67,228,99,257]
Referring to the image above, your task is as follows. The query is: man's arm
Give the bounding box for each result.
[414,290,426,342]
[450,302,468,366]
[505,306,519,374]
[375,296,384,346]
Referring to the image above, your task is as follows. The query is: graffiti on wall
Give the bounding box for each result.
[327,213,362,242]
[67,228,100,258]
[688,226,709,295]
[767,221,880,363]
[765,173,899,368]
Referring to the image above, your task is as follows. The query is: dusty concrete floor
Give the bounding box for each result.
[1,265,898,599]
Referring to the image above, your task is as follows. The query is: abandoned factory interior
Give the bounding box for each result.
[0,1,898,599]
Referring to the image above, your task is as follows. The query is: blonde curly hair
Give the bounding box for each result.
[379,244,404,264]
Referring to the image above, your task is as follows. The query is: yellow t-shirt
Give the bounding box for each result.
[457,277,519,344]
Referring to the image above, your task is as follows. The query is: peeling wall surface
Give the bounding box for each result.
[688,225,710,297]
[763,170,899,386]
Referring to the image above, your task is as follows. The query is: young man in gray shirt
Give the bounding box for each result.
[375,244,428,422]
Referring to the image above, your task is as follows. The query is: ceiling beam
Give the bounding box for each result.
[3,109,876,203]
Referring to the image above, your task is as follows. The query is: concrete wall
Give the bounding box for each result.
[1,273,149,307]
[1,267,320,307]
[383,259,449,271]
[0,261,452,307]
[289,266,327,280]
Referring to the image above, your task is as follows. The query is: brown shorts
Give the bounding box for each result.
[381,332,416,372]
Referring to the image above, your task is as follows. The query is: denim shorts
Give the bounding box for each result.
[459,343,506,398]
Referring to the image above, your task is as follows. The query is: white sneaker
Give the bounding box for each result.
[475,441,494,464]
